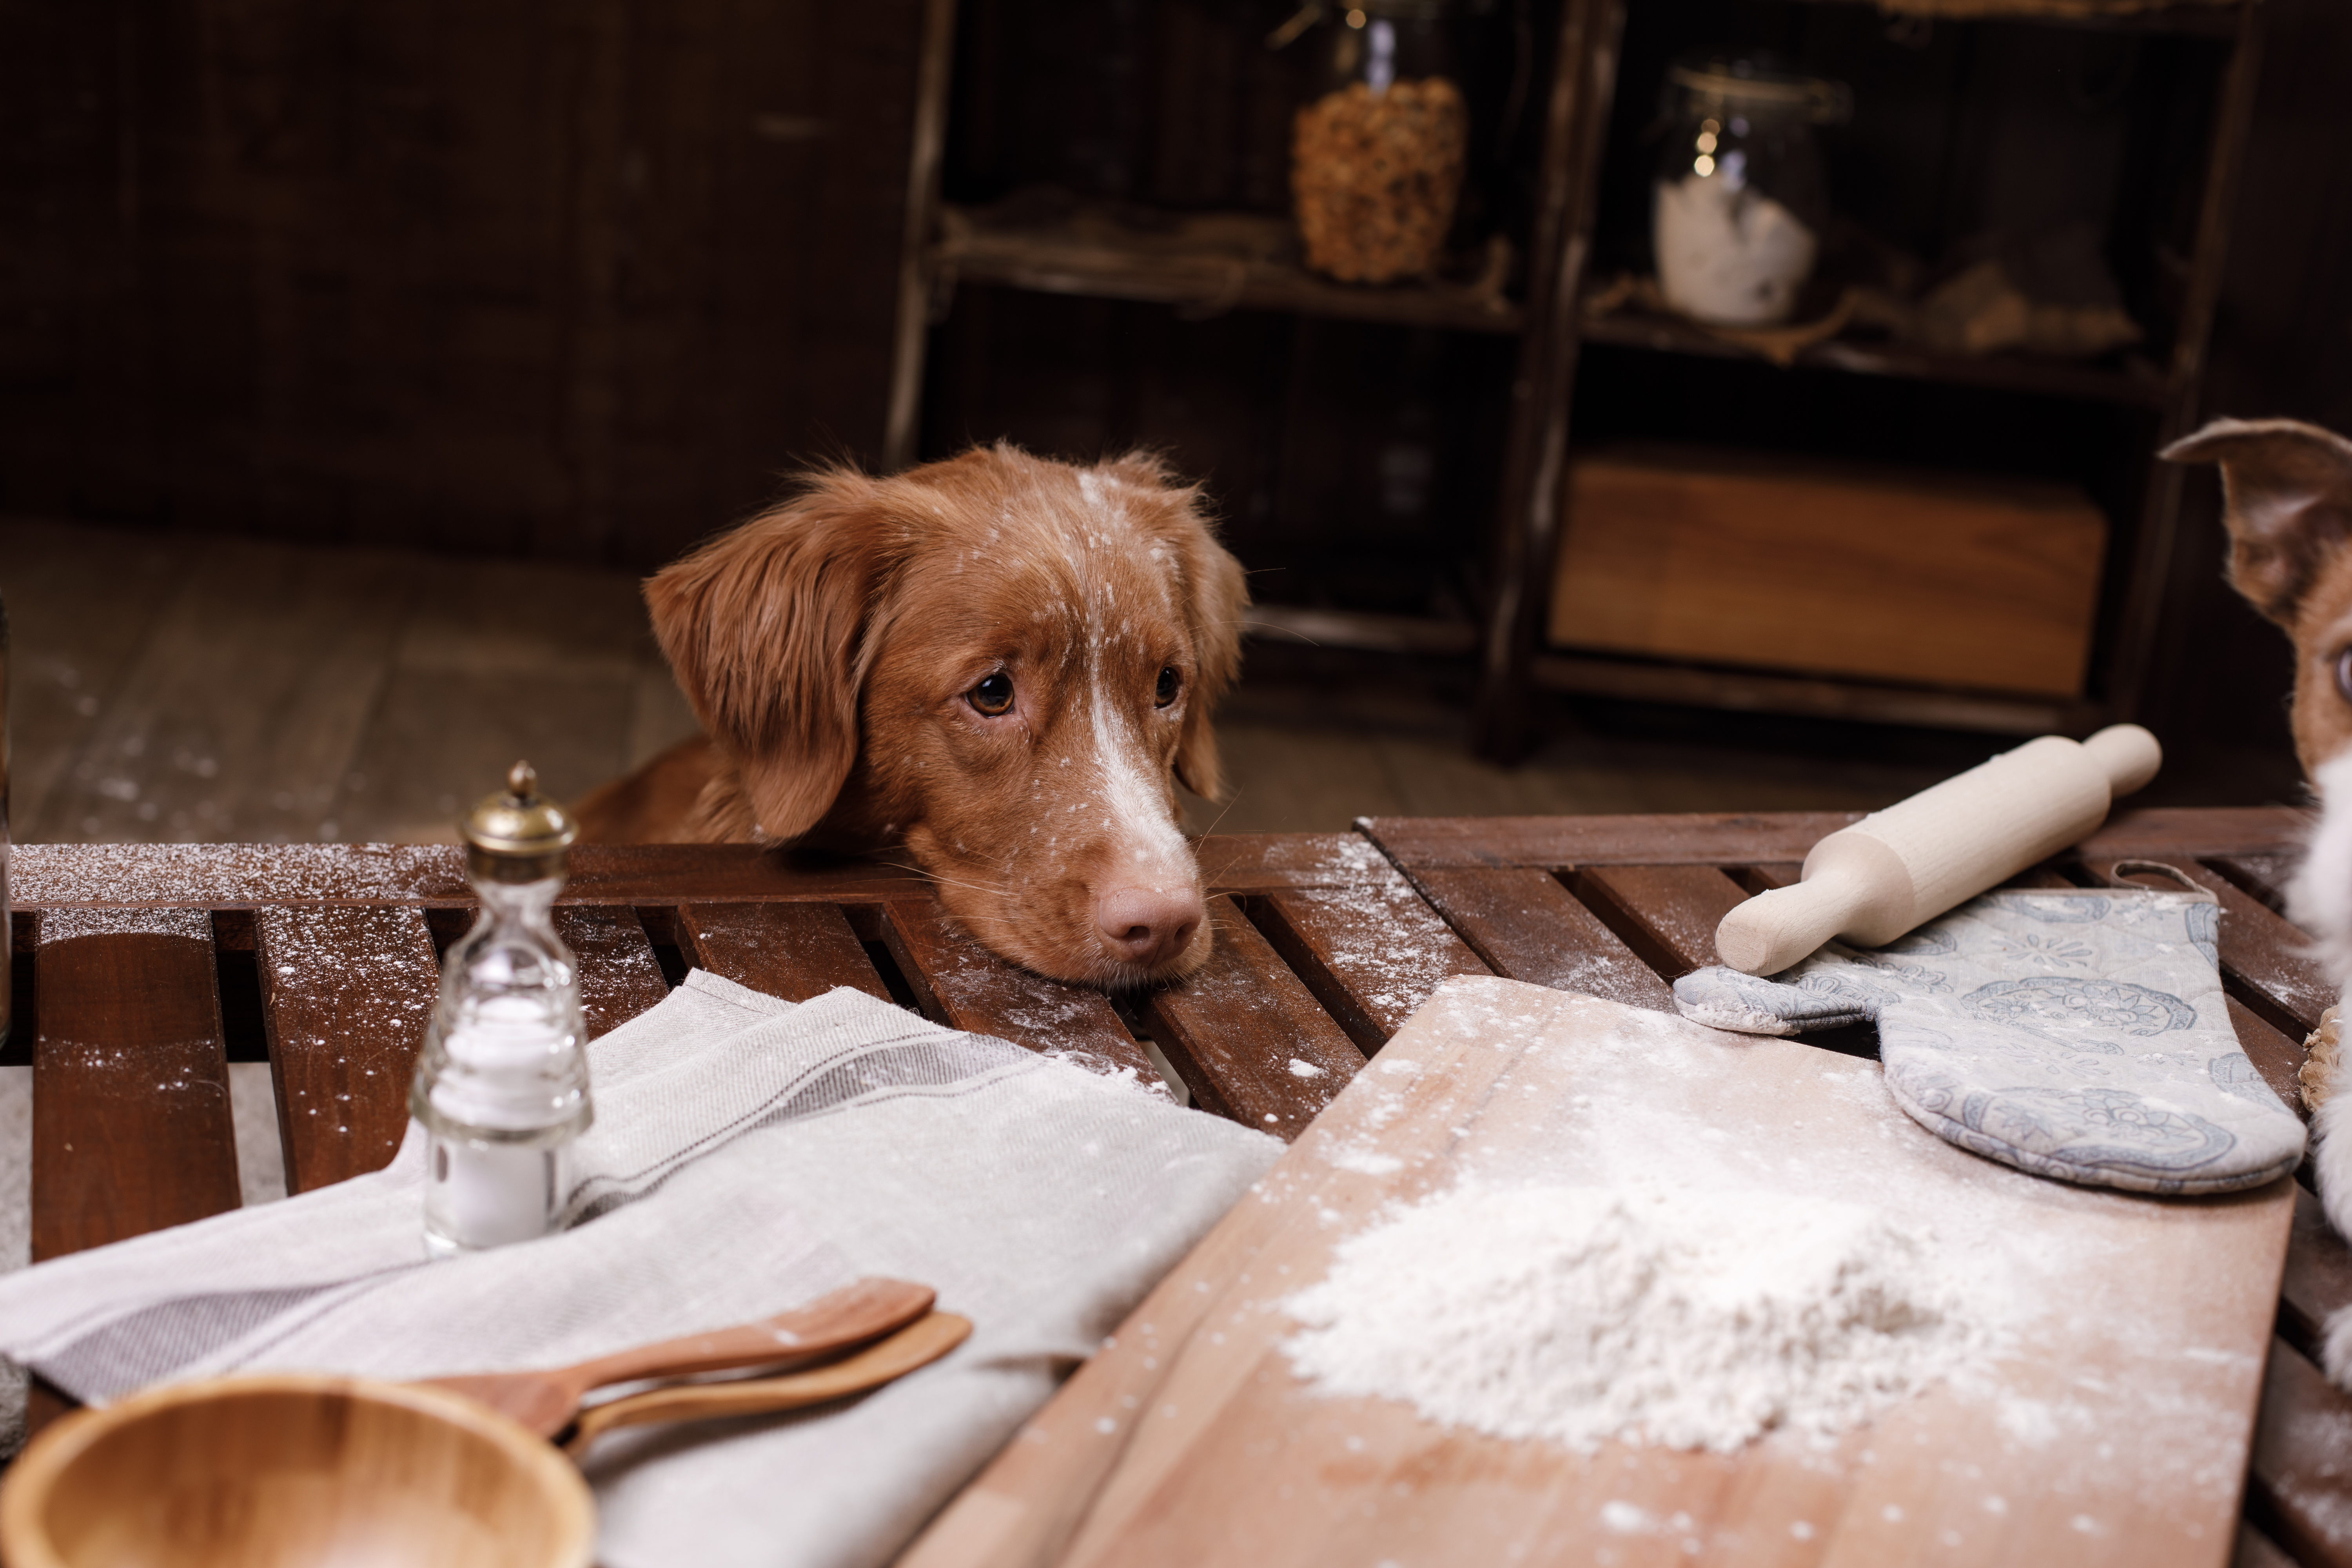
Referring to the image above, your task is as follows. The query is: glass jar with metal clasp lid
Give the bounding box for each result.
[1652,56,1851,327]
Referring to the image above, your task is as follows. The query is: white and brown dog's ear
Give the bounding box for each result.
[1107,452,1250,801]
[2165,417,2352,628]
[644,472,892,841]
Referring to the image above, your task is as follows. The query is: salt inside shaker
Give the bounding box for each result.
[412,761,593,1258]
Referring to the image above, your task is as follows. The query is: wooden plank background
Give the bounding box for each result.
[0,0,925,570]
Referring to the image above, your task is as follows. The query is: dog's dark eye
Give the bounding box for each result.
[2338,648,2352,705]
[967,672,1014,717]
[1155,666,1181,708]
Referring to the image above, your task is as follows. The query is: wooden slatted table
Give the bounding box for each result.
[6,809,2347,1566]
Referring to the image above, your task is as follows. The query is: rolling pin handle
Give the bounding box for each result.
[2081,724,2162,797]
[1713,871,1866,979]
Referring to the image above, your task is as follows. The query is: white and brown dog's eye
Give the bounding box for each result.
[2337,648,2352,705]
[967,672,1014,717]
[1155,666,1181,708]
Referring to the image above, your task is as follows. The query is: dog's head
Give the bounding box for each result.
[2167,417,2352,777]
[2168,416,2352,969]
[647,443,1248,987]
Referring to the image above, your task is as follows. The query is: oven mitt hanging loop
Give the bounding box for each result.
[1673,877,2306,1196]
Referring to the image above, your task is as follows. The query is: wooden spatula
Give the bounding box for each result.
[562,1310,972,1456]
[418,1277,935,1437]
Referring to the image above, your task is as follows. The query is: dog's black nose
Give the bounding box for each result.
[1097,887,1203,969]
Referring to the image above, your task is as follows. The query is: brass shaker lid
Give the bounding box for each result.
[463,761,579,857]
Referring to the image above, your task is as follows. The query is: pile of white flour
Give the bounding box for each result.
[1283,1182,1989,1453]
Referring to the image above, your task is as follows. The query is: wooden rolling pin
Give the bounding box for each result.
[1713,724,2162,976]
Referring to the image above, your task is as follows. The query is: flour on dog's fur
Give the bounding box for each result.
[1284,1181,1992,1453]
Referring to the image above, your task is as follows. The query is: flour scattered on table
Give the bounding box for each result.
[1283,1182,1993,1453]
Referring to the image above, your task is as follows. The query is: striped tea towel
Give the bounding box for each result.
[0,971,1282,1568]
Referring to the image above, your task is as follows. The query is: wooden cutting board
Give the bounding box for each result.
[903,976,2295,1568]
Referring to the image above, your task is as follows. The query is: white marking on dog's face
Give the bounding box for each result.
[842,454,1216,986]
[2292,751,2352,994]
[1087,618,1193,898]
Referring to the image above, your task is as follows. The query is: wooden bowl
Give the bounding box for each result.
[0,1373,595,1568]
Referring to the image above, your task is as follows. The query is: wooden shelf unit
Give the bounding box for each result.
[934,201,1526,338]
[878,0,2265,740]
[884,0,1602,659]
[1575,309,2179,409]
[1471,0,2267,752]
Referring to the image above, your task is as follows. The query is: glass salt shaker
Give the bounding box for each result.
[1652,57,1849,326]
[412,761,592,1258]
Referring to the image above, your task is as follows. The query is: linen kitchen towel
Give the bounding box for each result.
[1673,882,2305,1196]
[0,971,1282,1568]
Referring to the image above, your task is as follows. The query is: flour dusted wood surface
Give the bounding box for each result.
[32,911,245,1262]
[254,905,441,1193]
[905,976,2293,1568]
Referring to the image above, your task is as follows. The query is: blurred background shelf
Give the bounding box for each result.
[1529,650,2094,737]
[1575,308,2177,407]
[1471,0,2264,754]
[936,200,1526,336]
[889,0,2267,755]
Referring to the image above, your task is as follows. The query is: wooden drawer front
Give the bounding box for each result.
[1548,448,2107,698]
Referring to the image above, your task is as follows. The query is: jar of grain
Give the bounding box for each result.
[1292,1,1466,285]
[1652,58,1849,326]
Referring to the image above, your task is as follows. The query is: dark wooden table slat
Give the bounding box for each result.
[254,906,441,1194]
[2283,1185,2352,1359]
[552,905,673,1039]
[1141,897,1365,1137]
[1247,884,1488,1056]
[1193,832,1417,893]
[1405,867,1678,1012]
[32,909,243,1262]
[2210,855,2301,919]
[678,901,891,1005]
[2238,1518,2302,1568]
[1362,811,1864,871]
[2249,1336,2352,1568]
[1572,864,1751,977]
[880,899,1160,1085]
[2230,998,2314,1131]
[1741,860,2084,900]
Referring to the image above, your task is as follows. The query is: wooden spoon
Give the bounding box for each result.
[419,1277,935,1437]
[563,1310,973,1456]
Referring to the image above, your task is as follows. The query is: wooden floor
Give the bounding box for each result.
[0,514,2308,849]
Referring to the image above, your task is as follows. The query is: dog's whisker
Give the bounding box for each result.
[874,858,1019,899]
[1192,791,1244,849]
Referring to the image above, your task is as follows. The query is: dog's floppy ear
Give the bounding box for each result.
[2165,417,2352,628]
[644,472,891,841]
[1108,454,1249,801]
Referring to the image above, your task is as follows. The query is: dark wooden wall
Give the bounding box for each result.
[0,0,924,571]
[2144,0,2352,791]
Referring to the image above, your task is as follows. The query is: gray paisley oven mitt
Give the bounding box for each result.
[1673,880,2306,1196]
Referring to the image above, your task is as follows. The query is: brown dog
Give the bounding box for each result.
[2167,416,2352,1382]
[576,443,1249,988]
